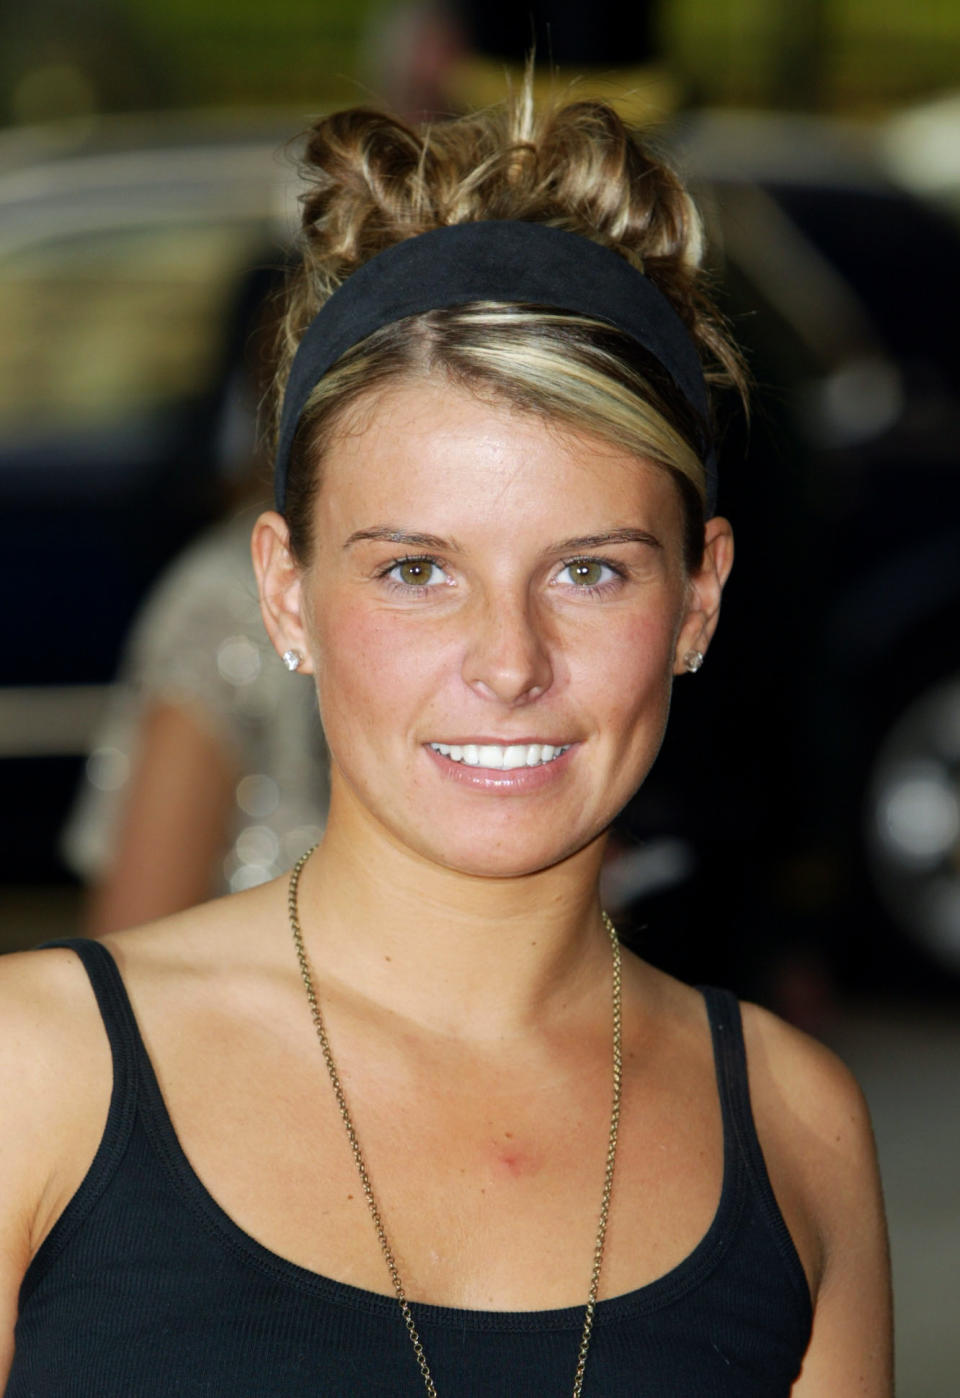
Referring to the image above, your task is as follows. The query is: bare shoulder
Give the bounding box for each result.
[0,942,110,1107]
[742,1000,876,1157]
[0,879,279,1240]
[0,944,114,1374]
[740,1002,893,1396]
[741,1000,884,1250]
[0,875,278,1126]
[0,944,113,1191]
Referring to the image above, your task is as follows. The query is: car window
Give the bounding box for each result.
[0,221,264,439]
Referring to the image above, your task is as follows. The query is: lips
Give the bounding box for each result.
[428,741,570,770]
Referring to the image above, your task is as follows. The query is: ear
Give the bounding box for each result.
[251,511,315,675]
[672,516,735,675]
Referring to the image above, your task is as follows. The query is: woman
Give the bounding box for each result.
[62,265,330,928]
[0,91,891,1395]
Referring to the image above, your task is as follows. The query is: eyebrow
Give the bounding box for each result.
[343,525,662,553]
[343,526,459,551]
[553,528,662,552]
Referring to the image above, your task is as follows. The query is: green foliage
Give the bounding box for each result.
[6,0,960,121]
[128,0,376,108]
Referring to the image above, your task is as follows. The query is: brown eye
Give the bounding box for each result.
[390,558,445,587]
[564,559,608,587]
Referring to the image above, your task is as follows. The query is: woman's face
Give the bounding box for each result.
[258,376,732,879]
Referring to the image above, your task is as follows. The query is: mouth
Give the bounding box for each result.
[428,741,570,770]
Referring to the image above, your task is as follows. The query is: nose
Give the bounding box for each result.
[461,592,554,705]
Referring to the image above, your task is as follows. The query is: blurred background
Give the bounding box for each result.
[0,1,958,1391]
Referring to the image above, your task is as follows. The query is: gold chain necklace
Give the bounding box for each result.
[287,847,622,1397]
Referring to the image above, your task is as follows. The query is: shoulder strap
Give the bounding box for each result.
[39,937,142,1091]
[700,986,812,1301]
[699,987,767,1180]
[19,939,141,1293]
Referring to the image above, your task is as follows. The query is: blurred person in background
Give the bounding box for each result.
[365,0,677,125]
[62,267,330,932]
[0,83,891,1394]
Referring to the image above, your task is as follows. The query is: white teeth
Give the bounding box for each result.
[429,742,569,769]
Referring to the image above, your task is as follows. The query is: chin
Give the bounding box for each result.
[409,825,606,881]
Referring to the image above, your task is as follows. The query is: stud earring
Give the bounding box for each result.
[682,649,704,674]
[282,649,304,672]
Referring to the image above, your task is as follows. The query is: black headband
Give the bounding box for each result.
[275,220,717,513]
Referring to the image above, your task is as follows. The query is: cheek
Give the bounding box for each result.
[314,604,388,722]
[311,601,446,746]
[578,608,678,740]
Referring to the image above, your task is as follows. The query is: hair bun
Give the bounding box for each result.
[297,94,703,273]
[279,84,745,443]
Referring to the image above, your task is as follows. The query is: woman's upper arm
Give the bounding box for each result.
[744,1004,893,1397]
[86,699,240,934]
[789,1066,893,1395]
[0,949,112,1387]
[0,1186,26,1388]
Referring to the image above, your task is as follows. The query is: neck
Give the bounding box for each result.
[295,785,613,1043]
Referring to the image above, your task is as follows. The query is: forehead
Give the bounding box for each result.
[314,377,684,539]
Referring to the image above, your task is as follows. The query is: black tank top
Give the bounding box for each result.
[7,939,811,1396]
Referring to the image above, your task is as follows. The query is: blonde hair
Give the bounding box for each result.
[275,88,746,565]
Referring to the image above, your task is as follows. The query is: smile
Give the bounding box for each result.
[428,742,570,770]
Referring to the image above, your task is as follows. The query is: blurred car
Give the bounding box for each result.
[619,110,960,994]
[2,107,959,992]
[881,90,960,221]
[0,112,299,880]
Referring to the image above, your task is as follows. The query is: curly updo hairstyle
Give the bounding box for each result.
[274,85,746,569]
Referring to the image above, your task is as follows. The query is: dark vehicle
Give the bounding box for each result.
[620,112,960,995]
[2,110,958,991]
